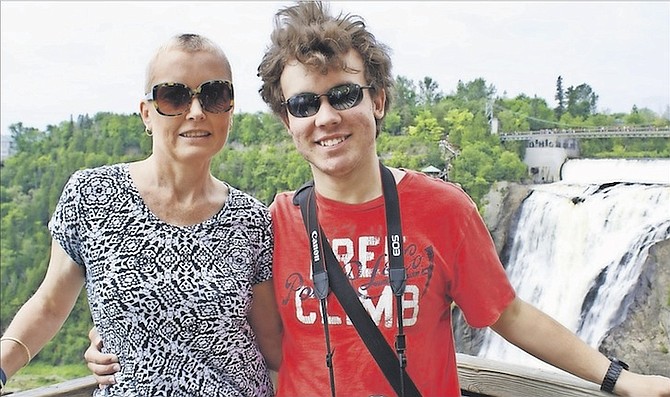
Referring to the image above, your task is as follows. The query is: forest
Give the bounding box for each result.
[1,75,669,366]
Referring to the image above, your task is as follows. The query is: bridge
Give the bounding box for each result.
[494,125,670,183]
[498,125,670,141]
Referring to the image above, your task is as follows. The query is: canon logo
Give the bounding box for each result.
[311,230,320,262]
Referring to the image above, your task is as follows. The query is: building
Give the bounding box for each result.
[523,135,580,183]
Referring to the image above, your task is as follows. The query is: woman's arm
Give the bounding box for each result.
[1,241,85,380]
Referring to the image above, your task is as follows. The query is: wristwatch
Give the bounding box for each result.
[600,357,629,394]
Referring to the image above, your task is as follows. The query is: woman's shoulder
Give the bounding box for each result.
[227,185,270,214]
[55,164,130,217]
[70,163,128,181]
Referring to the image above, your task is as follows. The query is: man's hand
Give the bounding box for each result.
[616,370,670,397]
[84,327,119,388]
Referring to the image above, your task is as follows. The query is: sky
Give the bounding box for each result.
[1,1,669,138]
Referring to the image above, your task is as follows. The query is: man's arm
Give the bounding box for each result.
[84,327,118,387]
[491,297,670,396]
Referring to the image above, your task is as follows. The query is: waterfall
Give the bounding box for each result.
[477,159,670,372]
[561,158,670,184]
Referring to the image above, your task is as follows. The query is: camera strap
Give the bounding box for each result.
[292,162,421,397]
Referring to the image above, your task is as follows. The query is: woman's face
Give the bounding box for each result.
[140,49,234,166]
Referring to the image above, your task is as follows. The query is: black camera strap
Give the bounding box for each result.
[292,162,421,397]
[296,182,337,397]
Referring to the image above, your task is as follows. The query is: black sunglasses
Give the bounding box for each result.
[282,83,373,118]
[145,80,234,116]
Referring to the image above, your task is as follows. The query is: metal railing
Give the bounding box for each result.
[498,125,670,141]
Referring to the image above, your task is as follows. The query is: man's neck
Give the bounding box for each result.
[311,161,405,205]
[312,162,382,204]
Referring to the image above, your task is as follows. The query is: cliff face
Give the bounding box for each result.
[480,181,531,260]
[454,182,670,376]
[599,239,670,377]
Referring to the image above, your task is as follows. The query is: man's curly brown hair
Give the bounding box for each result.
[257,1,394,134]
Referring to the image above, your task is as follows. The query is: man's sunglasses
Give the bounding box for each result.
[282,83,373,118]
[145,80,234,116]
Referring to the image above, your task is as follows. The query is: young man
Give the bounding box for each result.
[84,2,670,396]
[256,2,670,396]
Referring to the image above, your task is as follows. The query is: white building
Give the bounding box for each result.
[523,135,580,183]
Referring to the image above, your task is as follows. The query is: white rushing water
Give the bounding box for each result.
[478,159,670,372]
[561,158,670,184]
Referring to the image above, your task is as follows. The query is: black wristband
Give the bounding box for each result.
[600,357,629,394]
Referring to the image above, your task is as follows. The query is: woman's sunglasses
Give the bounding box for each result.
[282,83,373,118]
[145,80,234,116]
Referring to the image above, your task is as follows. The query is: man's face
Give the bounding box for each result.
[279,50,385,182]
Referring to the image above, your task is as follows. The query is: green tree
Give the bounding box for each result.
[443,108,474,148]
[386,75,418,135]
[408,110,444,143]
[566,83,598,118]
[418,76,443,107]
[555,75,565,119]
[455,78,496,103]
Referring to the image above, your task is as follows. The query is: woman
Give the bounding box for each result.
[0,33,281,396]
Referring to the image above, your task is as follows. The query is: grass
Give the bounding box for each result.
[2,363,90,394]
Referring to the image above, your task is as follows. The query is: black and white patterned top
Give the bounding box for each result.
[49,163,275,397]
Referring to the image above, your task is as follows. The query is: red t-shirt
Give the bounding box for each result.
[270,170,515,397]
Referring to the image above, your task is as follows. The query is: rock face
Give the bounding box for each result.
[599,239,670,377]
[454,182,670,377]
[480,181,531,260]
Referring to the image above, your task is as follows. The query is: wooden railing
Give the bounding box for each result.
[457,354,607,397]
[2,376,96,397]
[4,354,608,397]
